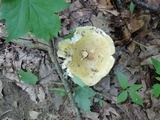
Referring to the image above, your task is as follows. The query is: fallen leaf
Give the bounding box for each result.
[29,111,41,120]
[123,26,131,40]
[128,17,144,33]
[150,39,160,46]
[103,107,121,119]
[126,67,139,74]
[106,9,120,16]
[141,55,160,65]
[52,93,64,110]
[98,0,114,10]
[138,15,151,37]
[90,12,112,35]
[37,87,46,103]
[146,109,156,120]
[82,111,100,120]
[127,41,136,53]
[139,45,159,59]
[16,83,38,102]
[61,19,70,36]
[13,101,18,108]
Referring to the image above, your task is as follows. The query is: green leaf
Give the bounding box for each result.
[1,0,67,41]
[94,98,99,103]
[0,12,2,20]
[51,0,70,13]
[116,71,129,89]
[129,2,135,14]
[151,57,160,75]
[18,68,38,85]
[94,98,104,107]
[73,75,86,87]
[155,77,160,81]
[73,86,96,112]
[152,84,160,97]
[51,88,67,97]
[129,90,143,105]
[116,90,128,103]
[99,99,104,107]
[74,86,96,98]
[129,84,142,91]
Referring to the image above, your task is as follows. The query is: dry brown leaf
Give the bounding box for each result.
[103,107,121,119]
[127,41,136,53]
[139,44,159,59]
[29,111,41,120]
[61,19,70,36]
[37,87,46,103]
[82,111,100,120]
[123,27,131,40]
[141,55,160,65]
[90,12,112,34]
[126,67,139,75]
[150,39,160,45]
[98,0,113,10]
[106,9,120,16]
[128,17,144,33]
[138,15,151,37]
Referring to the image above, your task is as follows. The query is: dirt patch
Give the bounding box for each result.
[0,78,75,120]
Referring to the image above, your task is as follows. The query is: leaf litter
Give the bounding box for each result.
[0,0,160,119]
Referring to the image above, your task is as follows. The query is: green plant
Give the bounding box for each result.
[94,97,104,107]
[73,86,96,112]
[1,0,69,84]
[51,88,67,97]
[116,71,143,105]
[1,0,69,42]
[18,68,38,85]
[129,2,135,14]
[151,57,160,97]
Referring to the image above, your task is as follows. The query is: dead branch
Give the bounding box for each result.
[131,0,160,14]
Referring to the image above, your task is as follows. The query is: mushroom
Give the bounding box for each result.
[57,26,115,86]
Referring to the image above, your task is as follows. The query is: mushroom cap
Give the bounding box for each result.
[57,26,115,86]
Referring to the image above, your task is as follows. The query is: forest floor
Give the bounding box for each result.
[0,0,160,120]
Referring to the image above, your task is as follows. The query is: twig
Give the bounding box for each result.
[0,109,12,119]
[0,36,51,51]
[48,39,82,120]
[131,0,160,14]
[132,40,148,49]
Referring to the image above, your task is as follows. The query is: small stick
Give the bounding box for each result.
[48,39,82,120]
[133,40,148,49]
[0,109,12,119]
